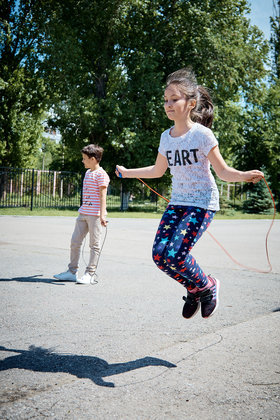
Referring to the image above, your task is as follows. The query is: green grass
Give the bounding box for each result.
[0,207,80,217]
[0,206,278,219]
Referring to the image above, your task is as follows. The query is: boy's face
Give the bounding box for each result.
[82,153,96,169]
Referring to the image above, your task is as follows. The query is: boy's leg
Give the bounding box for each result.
[68,213,89,274]
[84,215,102,276]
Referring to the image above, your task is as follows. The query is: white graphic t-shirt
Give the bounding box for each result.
[158,123,220,211]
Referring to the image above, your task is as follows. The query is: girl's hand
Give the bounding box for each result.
[115,165,126,178]
[242,170,264,184]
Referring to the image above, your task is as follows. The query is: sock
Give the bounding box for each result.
[197,276,213,292]
[188,285,200,294]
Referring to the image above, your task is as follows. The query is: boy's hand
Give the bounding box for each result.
[100,216,108,227]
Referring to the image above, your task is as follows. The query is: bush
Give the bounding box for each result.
[242,181,273,214]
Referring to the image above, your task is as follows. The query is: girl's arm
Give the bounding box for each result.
[208,146,264,183]
[99,186,108,226]
[116,152,168,179]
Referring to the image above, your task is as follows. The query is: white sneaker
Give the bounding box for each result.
[53,270,77,282]
[76,272,96,285]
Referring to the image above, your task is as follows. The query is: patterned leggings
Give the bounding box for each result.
[152,205,215,291]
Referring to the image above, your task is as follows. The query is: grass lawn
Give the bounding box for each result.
[0,207,278,219]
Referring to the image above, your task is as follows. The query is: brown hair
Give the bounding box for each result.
[166,68,214,128]
[81,144,104,163]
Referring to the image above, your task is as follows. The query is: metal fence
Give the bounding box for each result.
[0,167,122,211]
[0,167,249,213]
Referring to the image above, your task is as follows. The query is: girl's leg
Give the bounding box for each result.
[165,206,215,288]
[153,205,219,319]
[152,205,215,289]
[152,206,195,291]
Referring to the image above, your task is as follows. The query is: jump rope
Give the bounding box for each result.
[84,172,276,282]
[116,168,277,274]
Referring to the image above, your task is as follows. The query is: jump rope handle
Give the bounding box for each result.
[115,167,123,178]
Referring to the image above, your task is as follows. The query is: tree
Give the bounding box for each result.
[271,0,280,78]
[38,0,131,173]
[242,175,273,214]
[0,0,49,168]
[225,1,280,211]
[39,0,269,181]
[261,0,280,205]
[1,0,272,201]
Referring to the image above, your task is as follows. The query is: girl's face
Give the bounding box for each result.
[164,84,195,122]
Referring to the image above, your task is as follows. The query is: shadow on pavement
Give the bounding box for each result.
[0,275,67,285]
[0,345,176,388]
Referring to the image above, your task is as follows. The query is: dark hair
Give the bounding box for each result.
[166,68,214,128]
[81,144,104,163]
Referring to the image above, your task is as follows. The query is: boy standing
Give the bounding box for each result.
[54,144,110,284]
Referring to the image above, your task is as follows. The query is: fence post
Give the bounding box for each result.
[120,182,126,211]
[120,182,123,211]
[30,169,35,211]
[120,182,129,211]
[156,181,158,212]
[53,171,56,198]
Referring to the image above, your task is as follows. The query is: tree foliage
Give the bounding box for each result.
[0,1,49,167]
[262,0,280,202]
[38,0,269,175]
[271,0,280,78]
[1,0,278,210]
[242,172,273,214]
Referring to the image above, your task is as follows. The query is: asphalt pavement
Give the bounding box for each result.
[0,215,279,419]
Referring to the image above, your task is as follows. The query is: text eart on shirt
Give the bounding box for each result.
[166,149,199,166]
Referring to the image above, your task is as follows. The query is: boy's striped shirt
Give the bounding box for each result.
[79,168,110,216]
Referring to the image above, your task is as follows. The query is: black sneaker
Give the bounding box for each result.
[200,276,220,318]
[182,292,200,319]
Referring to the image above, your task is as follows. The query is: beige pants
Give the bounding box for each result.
[68,213,102,275]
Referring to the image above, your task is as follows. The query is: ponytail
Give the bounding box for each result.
[191,85,214,128]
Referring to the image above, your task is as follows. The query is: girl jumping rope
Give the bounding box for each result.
[116,68,264,320]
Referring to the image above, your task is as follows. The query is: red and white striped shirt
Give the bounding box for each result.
[79,167,110,216]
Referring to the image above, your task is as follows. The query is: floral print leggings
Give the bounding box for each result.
[152,205,215,291]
